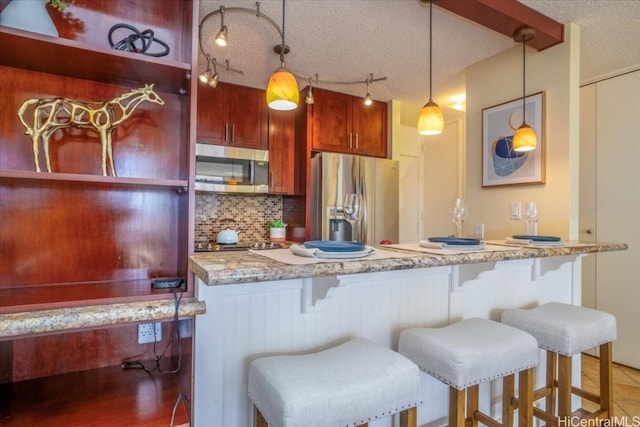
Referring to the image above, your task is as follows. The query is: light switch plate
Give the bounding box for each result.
[510,203,521,220]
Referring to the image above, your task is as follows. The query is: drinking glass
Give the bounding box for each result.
[449,198,467,237]
[524,202,539,235]
[343,193,364,242]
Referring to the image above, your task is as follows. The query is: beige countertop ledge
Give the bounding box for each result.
[189,241,628,287]
[0,297,206,339]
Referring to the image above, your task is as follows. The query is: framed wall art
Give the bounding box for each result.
[482,92,545,187]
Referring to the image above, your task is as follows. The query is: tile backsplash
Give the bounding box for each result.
[195,193,283,245]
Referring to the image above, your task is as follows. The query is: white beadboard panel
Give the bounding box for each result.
[194,258,583,427]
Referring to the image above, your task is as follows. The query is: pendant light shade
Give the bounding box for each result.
[418,100,444,135]
[267,0,299,111]
[513,27,537,152]
[513,123,537,151]
[417,0,443,135]
[267,65,299,110]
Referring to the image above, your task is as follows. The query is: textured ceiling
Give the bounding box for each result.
[198,0,640,117]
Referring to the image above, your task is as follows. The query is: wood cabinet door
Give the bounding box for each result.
[196,84,226,145]
[352,99,388,158]
[227,84,268,149]
[311,88,352,153]
[268,110,296,194]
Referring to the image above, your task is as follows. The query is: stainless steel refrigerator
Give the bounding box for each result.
[310,152,399,245]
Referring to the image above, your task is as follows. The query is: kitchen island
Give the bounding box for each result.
[189,241,626,427]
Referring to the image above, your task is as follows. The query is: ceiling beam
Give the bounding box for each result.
[432,0,564,51]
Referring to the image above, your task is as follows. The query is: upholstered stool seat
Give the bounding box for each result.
[248,338,423,427]
[399,318,539,427]
[502,302,617,424]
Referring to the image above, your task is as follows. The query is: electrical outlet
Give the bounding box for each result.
[138,322,162,344]
[510,202,521,220]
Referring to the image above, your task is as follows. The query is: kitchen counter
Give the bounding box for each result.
[0,297,206,339]
[190,240,626,426]
[189,241,627,286]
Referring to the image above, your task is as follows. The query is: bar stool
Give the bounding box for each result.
[502,302,616,425]
[248,338,423,427]
[398,318,539,427]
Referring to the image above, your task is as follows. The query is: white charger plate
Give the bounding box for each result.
[314,247,375,259]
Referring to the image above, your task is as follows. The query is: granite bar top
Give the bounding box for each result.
[0,297,206,339]
[189,241,627,287]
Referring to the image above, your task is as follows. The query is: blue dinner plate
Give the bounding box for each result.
[512,235,561,242]
[303,240,366,252]
[427,237,482,246]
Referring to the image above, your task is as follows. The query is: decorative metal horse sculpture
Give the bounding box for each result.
[17,84,164,176]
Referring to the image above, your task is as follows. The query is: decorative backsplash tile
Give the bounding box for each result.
[195,193,283,245]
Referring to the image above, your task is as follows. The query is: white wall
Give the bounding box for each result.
[464,23,581,240]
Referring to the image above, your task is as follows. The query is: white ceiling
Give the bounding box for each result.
[198,0,640,117]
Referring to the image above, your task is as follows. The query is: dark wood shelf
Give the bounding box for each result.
[0,279,190,315]
[0,169,189,190]
[0,27,192,95]
[0,364,189,426]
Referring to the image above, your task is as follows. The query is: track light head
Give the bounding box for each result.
[215,25,228,47]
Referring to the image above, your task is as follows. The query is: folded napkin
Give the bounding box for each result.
[505,237,564,246]
[419,240,485,250]
[290,244,319,258]
[419,240,448,249]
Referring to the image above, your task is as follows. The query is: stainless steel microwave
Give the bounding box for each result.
[195,144,269,193]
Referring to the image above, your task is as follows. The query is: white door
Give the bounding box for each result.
[579,84,597,310]
[393,123,422,243]
[423,119,465,238]
[595,70,640,368]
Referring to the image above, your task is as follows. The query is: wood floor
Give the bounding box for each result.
[581,354,640,418]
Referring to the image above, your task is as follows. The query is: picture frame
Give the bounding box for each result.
[482,92,545,187]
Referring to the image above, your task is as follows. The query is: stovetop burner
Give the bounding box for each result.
[195,242,283,252]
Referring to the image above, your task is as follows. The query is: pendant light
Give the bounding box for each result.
[266,0,299,111]
[512,27,537,152]
[417,0,444,135]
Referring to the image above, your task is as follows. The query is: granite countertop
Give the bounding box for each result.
[0,297,206,339]
[189,241,627,286]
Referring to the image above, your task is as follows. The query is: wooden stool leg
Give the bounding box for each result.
[399,406,417,427]
[518,368,534,427]
[558,354,572,419]
[502,374,515,427]
[450,387,466,427]
[546,351,557,416]
[600,342,614,418]
[255,406,268,427]
[467,385,479,427]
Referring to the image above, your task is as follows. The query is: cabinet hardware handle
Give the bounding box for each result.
[224,123,229,142]
[349,133,352,149]
[586,229,593,234]
[231,125,235,142]
[355,133,359,149]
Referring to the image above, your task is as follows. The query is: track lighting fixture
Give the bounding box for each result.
[417,0,444,135]
[199,55,213,84]
[209,59,219,88]
[364,75,373,106]
[214,6,228,47]
[512,27,537,152]
[198,3,387,107]
[306,78,315,104]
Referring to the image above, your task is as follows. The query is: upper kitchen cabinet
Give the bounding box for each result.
[307,87,388,158]
[268,110,304,195]
[197,82,268,150]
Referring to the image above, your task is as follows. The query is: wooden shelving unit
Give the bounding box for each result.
[0,0,198,423]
